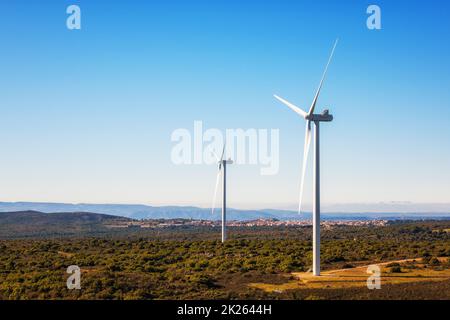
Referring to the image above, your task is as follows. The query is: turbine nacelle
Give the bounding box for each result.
[306,112,333,122]
[218,159,233,170]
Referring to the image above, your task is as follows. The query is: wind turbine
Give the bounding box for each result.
[274,39,338,276]
[211,144,233,243]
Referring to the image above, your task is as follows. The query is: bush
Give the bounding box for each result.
[429,257,440,266]
[189,274,217,288]
[386,262,400,267]
[390,266,402,273]
[422,256,431,264]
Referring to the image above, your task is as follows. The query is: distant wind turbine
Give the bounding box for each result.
[211,144,233,242]
[274,39,338,276]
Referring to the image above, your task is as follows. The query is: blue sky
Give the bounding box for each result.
[0,0,449,209]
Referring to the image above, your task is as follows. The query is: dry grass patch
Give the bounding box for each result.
[249,257,450,293]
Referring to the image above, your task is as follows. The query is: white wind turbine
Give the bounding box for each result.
[211,144,233,243]
[274,39,338,276]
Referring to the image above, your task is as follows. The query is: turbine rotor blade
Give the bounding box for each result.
[211,169,222,215]
[298,120,312,214]
[208,146,221,162]
[220,144,226,161]
[308,38,338,116]
[274,94,307,118]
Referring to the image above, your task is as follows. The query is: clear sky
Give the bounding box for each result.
[0,0,449,210]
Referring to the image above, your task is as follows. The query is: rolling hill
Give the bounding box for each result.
[0,211,131,239]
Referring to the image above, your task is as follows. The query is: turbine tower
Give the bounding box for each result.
[211,145,233,242]
[274,39,338,276]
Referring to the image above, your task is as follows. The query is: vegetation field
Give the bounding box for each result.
[0,220,449,300]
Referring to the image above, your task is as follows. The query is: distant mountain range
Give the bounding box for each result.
[0,201,449,221]
[0,202,297,221]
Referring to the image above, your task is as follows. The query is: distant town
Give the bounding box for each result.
[105,218,388,229]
